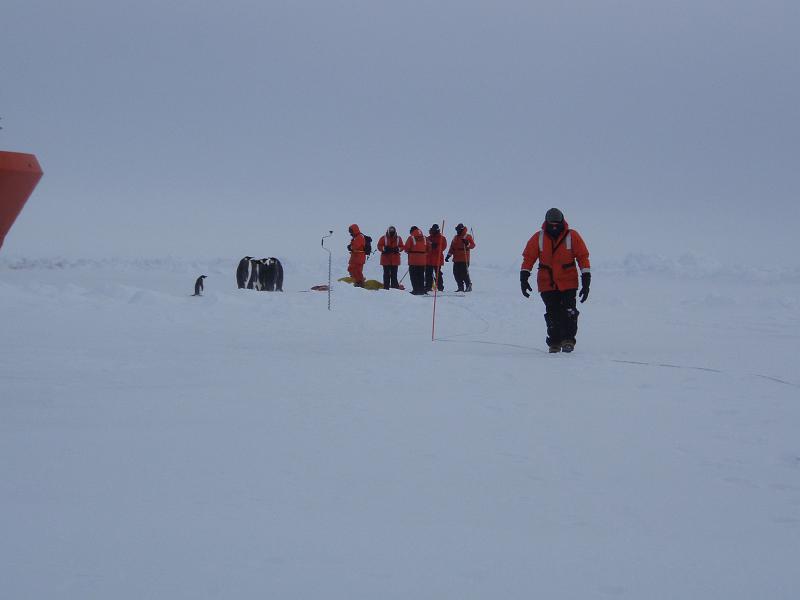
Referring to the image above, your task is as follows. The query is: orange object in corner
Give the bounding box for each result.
[0,151,43,250]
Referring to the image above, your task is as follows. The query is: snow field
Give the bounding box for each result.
[1,257,799,599]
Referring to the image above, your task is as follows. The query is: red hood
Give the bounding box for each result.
[349,223,361,236]
[411,227,424,238]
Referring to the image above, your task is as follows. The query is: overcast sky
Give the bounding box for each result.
[2,0,798,265]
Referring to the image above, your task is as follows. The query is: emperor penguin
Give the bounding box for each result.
[236,256,253,288]
[247,258,260,289]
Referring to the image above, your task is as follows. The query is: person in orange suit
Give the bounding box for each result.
[377,226,404,289]
[520,208,591,353]
[425,224,447,292]
[347,223,367,287]
[404,226,429,295]
[445,223,476,292]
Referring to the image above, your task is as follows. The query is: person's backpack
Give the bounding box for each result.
[363,235,372,256]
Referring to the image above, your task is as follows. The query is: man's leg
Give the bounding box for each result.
[560,289,579,351]
[412,266,425,294]
[383,265,391,290]
[390,266,400,288]
[453,262,464,291]
[541,290,564,352]
[349,263,365,286]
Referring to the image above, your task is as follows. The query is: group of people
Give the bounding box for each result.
[348,208,592,353]
[347,223,476,295]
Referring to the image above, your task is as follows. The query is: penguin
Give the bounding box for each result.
[247,258,260,289]
[236,256,253,288]
[272,258,284,292]
[258,258,275,291]
[192,275,207,296]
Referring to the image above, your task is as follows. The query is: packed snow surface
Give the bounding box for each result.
[2,256,799,599]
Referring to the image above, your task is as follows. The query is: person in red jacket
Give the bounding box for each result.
[404,226,429,295]
[377,226,404,289]
[347,223,367,287]
[425,223,447,292]
[445,223,476,292]
[520,208,591,353]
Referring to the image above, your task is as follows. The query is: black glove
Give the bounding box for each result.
[347,244,352,252]
[579,272,591,303]
[445,255,451,262]
[520,270,532,298]
[462,238,470,246]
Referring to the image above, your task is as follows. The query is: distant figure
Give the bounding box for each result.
[520,208,591,353]
[192,275,207,296]
[446,223,476,292]
[236,256,252,288]
[347,224,367,287]
[377,226,403,289]
[404,226,428,295]
[425,223,447,292]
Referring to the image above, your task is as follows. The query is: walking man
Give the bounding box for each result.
[520,208,591,353]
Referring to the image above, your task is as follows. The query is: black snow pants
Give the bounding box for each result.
[541,289,579,347]
[382,265,400,289]
[453,261,471,291]
[424,265,444,292]
[409,266,426,294]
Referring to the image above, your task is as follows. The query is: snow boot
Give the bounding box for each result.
[561,339,576,353]
[465,283,472,292]
[548,344,561,353]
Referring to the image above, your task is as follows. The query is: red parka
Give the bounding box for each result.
[377,230,404,266]
[521,220,590,292]
[448,232,476,263]
[348,223,366,266]
[404,227,429,267]
[426,232,447,267]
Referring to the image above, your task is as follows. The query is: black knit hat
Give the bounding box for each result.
[545,208,564,223]
[455,223,465,233]
[430,224,440,234]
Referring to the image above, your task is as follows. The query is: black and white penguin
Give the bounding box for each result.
[258,258,274,291]
[256,257,285,291]
[236,256,253,288]
[272,258,284,292]
[192,275,207,296]
[247,258,260,289]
